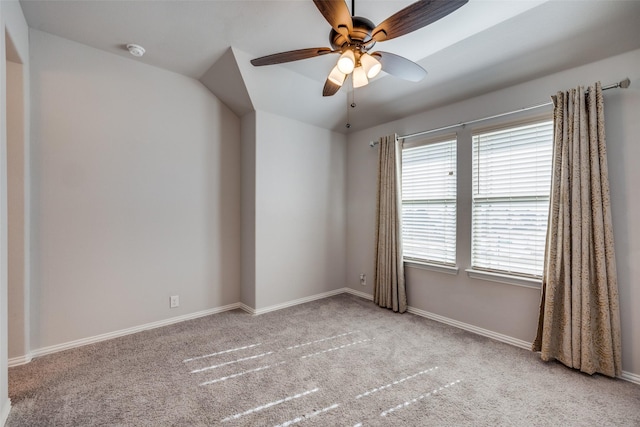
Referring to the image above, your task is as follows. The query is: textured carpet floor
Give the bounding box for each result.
[7,294,640,426]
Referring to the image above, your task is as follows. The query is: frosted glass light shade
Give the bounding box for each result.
[328,66,346,86]
[352,66,368,88]
[360,53,382,78]
[337,50,355,74]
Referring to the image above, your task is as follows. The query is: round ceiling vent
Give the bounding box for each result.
[126,44,145,57]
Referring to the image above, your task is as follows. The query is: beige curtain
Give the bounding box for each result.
[533,82,622,377]
[374,134,407,313]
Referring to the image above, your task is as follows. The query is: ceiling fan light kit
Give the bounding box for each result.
[328,65,347,86]
[250,0,469,96]
[337,49,356,74]
[352,66,368,88]
[360,52,382,79]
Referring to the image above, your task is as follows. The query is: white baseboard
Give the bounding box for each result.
[9,289,640,386]
[14,289,349,363]
[7,354,32,368]
[1,398,11,427]
[250,288,346,316]
[621,370,640,385]
[343,287,373,301]
[342,289,531,351]
[406,306,532,350]
[29,302,241,360]
[238,302,255,315]
[17,289,348,361]
[405,305,640,385]
[344,290,529,349]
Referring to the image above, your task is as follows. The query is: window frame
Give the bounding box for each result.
[400,134,458,270]
[468,116,554,284]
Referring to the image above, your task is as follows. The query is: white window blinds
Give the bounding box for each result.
[402,138,457,265]
[471,120,553,277]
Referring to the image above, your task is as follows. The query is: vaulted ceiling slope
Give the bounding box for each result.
[20,0,640,132]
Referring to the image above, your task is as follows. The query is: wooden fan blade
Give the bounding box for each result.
[322,78,342,97]
[371,0,468,42]
[251,48,335,66]
[313,0,353,39]
[371,51,427,82]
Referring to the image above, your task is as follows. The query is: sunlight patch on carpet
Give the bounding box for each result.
[196,336,375,386]
[380,380,462,417]
[190,351,274,373]
[182,343,262,363]
[185,330,359,368]
[300,339,374,359]
[286,332,359,350]
[355,367,439,399]
[221,388,319,422]
[199,361,288,386]
[273,403,340,427]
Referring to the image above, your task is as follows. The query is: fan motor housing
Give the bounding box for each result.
[330,16,375,50]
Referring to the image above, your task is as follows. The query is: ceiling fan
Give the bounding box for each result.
[251,0,468,96]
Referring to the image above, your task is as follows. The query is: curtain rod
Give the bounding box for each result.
[369,78,631,147]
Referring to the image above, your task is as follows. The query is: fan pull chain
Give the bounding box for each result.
[346,89,356,129]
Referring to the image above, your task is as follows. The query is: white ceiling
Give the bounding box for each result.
[20,0,640,132]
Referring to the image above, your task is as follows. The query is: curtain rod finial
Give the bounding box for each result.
[370,140,378,147]
[619,78,631,89]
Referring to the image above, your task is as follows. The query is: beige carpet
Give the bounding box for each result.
[7,294,640,426]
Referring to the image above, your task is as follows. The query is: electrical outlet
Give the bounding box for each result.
[170,295,179,308]
[360,273,366,286]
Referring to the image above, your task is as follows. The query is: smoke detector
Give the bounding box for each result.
[126,44,145,57]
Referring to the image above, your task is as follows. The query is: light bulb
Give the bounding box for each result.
[360,53,382,79]
[328,66,346,86]
[352,66,368,88]
[337,50,355,74]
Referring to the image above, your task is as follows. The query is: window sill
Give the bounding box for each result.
[465,268,541,289]
[404,261,459,275]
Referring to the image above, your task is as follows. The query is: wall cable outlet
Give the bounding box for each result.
[360,273,366,286]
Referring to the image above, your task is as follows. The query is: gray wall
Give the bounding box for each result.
[254,111,347,310]
[2,0,30,422]
[7,58,27,360]
[240,111,256,308]
[28,30,241,350]
[16,29,349,358]
[346,49,640,378]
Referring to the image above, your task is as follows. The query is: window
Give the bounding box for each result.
[471,120,553,278]
[402,138,457,266]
